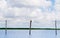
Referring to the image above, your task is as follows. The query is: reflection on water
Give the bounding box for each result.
[0,30,60,38]
[29,35,31,38]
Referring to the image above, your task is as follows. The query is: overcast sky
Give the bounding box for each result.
[0,0,60,21]
[0,0,60,28]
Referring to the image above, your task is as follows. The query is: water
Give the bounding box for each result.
[0,30,58,38]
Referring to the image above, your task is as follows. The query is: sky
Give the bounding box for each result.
[0,0,60,38]
[0,0,60,21]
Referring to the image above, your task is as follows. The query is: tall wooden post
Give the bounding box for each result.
[29,20,32,35]
[55,20,57,36]
[5,20,7,35]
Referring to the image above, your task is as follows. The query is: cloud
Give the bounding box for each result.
[55,0,60,4]
[55,4,60,12]
[0,0,8,20]
[0,0,8,9]
[0,0,60,21]
[0,13,4,20]
[6,0,52,8]
[29,8,44,20]
[54,0,60,20]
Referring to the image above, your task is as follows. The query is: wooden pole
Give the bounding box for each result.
[5,20,7,35]
[55,20,57,36]
[29,20,32,35]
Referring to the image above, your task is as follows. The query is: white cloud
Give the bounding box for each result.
[22,0,51,7]
[29,8,44,20]
[45,12,55,20]
[56,12,60,20]
[54,0,60,20]
[0,0,8,20]
[13,7,30,16]
[0,0,8,9]
[7,7,31,17]
[55,0,60,4]
[55,4,60,12]
[0,0,60,21]
[6,0,52,8]
[55,0,60,11]
[0,13,4,20]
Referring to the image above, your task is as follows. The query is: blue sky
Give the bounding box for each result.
[0,0,60,38]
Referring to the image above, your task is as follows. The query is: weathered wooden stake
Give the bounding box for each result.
[55,20,57,36]
[29,20,32,35]
[5,20,7,35]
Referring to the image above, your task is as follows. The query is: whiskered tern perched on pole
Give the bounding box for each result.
[29,20,32,35]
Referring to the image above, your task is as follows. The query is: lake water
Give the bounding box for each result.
[0,30,60,38]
